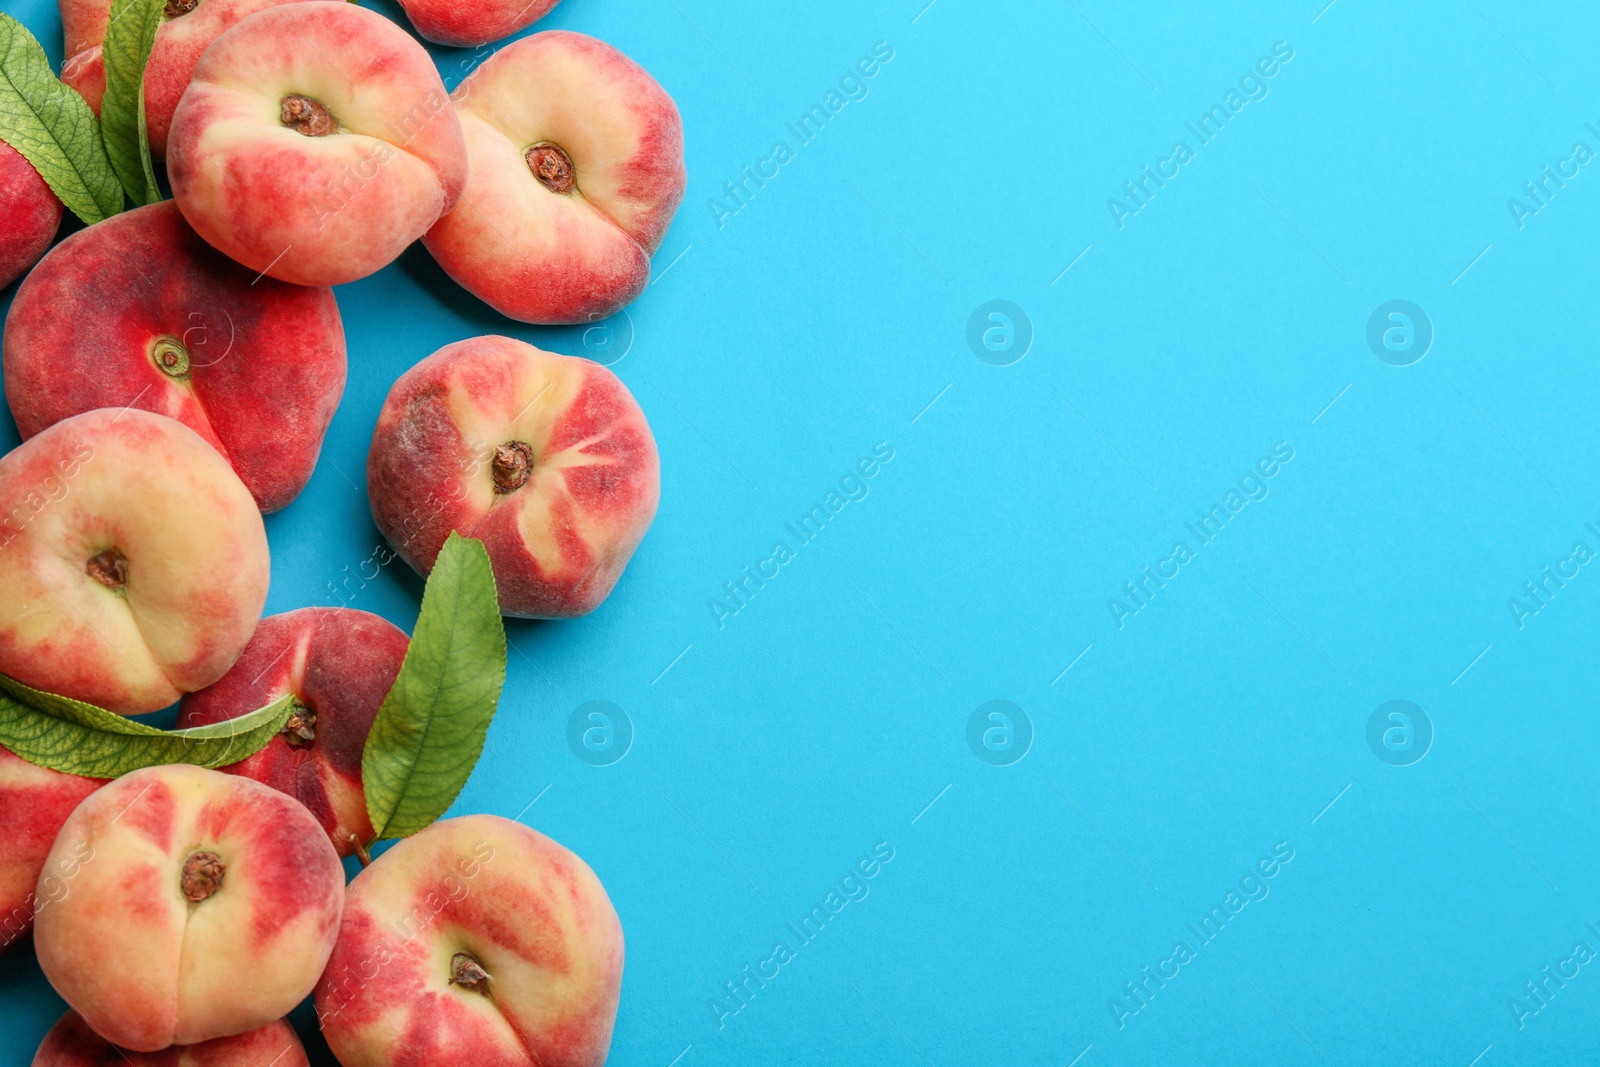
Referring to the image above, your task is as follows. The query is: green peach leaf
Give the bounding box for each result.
[0,674,295,777]
[363,533,507,842]
[100,0,163,205]
[0,14,122,223]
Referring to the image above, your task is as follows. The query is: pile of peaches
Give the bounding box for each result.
[0,0,685,1061]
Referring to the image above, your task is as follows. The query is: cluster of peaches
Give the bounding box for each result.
[0,0,685,1061]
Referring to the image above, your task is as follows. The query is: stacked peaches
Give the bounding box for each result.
[0,0,685,1060]
[45,0,685,321]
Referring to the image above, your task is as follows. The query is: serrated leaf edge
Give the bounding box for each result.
[0,14,122,223]
[0,675,295,777]
[99,0,163,205]
[363,533,507,842]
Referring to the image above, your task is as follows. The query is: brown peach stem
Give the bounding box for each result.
[449,952,490,995]
[352,836,372,867]
[86,548,127,589]
[180,851,225,902]
[281,94,338,137]
[282,700,316,746]
[151,338,190,379]
[525,143,575,194]
[492,442,534,494]
[164,0,198,16]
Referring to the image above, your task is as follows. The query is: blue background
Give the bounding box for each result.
[4,0,1600,1063]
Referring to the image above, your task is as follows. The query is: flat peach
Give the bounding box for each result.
[368,336,659,617]
[168,1,466,286]
[423,32,684,324]
[34,765,344,1051]
[4,200,345,513]
[316,815,622,1067]
[58,0,313,157]
[0,141,61,291]
[177,608,410,855]
[0,409,270,713]
[33,1011,308,1067]
[396,0,558,47]
[0,747,103,952]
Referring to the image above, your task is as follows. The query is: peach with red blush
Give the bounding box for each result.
[0,409,270,714]
[33,764,345,1051]
[423,32,684,324]
[59,0,313,157]
[0,747,103,952]
[316,815,622,1067]
[4,200,345,513]
[367,335,659,618]
[0,141,61,291]
[177,608,409,856]
[394,0,559,47]
[168,1,466,286]
[33,1011,309,1067]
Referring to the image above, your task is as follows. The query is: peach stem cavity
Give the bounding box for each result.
[449,951,491,995]
[151,338,190,379]
[86,548,127,589]
[281,94,338,137]
[492,442,534,494]
[524,143,575,194]
[180,851,225,902]
[283,700,316,746]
